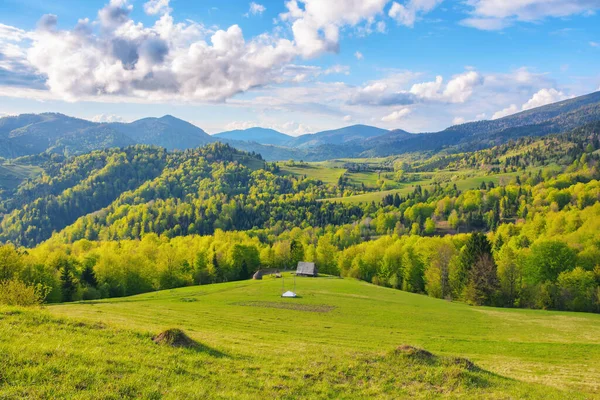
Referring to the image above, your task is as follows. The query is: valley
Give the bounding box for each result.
[3,1,600,398]
[1,93,600,399]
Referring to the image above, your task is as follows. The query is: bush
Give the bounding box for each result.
[557,268,598,312]
[81,286,102,301]
[0,280,49,306]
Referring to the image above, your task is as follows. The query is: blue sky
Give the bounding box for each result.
[0,0,599,135]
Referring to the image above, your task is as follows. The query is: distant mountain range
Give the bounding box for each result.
[2,90,600,161]
[213,127,292,146]
[289,125,390,148]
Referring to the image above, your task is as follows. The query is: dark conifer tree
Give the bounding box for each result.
[60,263,77,302]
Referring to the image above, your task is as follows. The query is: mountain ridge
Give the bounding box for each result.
[213,127,292,146]
[1,90,600,160]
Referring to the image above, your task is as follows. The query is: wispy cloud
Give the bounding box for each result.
[461,0,600,30]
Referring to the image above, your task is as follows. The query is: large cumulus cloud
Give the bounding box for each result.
[24,0,302,102]
[279,0,390,58]
[1,0,443,103]
[349,70,484,106]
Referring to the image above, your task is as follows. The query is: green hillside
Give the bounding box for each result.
[2,275,598,399]
[0,162,42,191]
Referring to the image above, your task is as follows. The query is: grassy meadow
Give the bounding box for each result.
[322,165,561,204]
[2,275,599,399]
[0,162,42,191]
[276,158,564,205]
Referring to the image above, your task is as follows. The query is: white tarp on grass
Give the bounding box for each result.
[281,291,297,298]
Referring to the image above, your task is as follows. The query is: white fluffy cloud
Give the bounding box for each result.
[354,51,364,60]
[21,1,303,102]
[144,0,171,16]
[521,88,570,110]
[492,104,519,120]
[388,0,444,27]
[462,0,600,30]
[0,23,43,87]
[223,120,311,135]
[492,88,571,119]
[1,0,403,103]
[280,0,388,58]
[381,107,411,122]
[247,2,266,16]
[409,70,483,103]
[91,113,126,123]
[348,70,485,108]
[323,64,350,75]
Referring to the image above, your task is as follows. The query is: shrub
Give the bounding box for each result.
[0,279,49,306]
[81,286,102,301]
[557,268,597,312]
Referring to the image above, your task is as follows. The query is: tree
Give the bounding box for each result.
[194,249,211,284]
[402,247,424,293]
[525,240,577,285]
[0,244,23,281]
[290,240,305,267]
[240,260,249,280]
[424,218,436,235]
[60,262,77,302]
[448,210,460,230]
[464,253,498,306]
[423,241,455,299]
[454,233,493,297]
[212,251,223,283]
[557,267,597,312]
[80,256,98,287]
[316,235,338,275]
[496,246,521,307]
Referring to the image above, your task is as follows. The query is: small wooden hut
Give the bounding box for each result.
[295,261,317,277]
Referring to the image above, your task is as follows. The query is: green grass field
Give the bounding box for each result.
[278,163,346,185]
[323,165,562,204]
[0,162,43,191]
[2,275,599,398]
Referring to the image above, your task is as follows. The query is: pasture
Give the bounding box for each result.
[0,162,42,191]
[2,275,599,398]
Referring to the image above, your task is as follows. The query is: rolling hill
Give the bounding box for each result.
[1,91,600,160]
[110,115,214,150]
[365,91,600,156]
[0,113,213,158]
[291,124,390,148]
[2,276,597,398]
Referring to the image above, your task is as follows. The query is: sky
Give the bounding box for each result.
[0,0,599,135]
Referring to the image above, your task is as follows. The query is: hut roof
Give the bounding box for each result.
[296,261,316,276]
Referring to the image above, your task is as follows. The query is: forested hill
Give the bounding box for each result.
[362,91,600,156]
[0,113,213,158]
[0,143,270,246]
[1,122,600,249]
[1,125,600,315]
[2,91,600,161]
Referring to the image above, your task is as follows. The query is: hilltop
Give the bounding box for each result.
[2,275,598,398]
